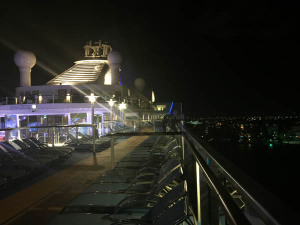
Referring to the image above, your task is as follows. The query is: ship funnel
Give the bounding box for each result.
[14,50,36,87]
[107,50,122,85]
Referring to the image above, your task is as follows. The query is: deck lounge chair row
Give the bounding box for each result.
[0,137,74,188]
[65,133,112,151]
[47,135,196,225]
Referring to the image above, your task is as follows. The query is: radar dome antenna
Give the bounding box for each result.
[14,50,36,87]
[107,50,122,85]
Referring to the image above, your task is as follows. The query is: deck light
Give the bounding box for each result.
[86,93,99,154]
[66,93,71,103]
[106,98,116,130]
[38,94,42,104]
[32,104,37,112]
[86,93,98,104]
[119,102,126,110]
[118,102,127,121]
[107,98,116,107]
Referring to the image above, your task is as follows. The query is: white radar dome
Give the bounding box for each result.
[14,50,36,68]
[107,50,122,64]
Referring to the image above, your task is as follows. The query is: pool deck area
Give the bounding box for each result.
[0,135,149,225]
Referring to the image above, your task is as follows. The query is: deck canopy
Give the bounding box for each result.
[47,60,111,85]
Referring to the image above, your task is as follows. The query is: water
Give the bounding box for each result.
[186,124,300,214]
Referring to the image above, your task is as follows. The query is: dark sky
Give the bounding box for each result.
[0,1,299,116]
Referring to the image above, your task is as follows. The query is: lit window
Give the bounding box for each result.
[104,69,111,85]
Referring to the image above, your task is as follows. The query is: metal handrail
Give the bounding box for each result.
[183,126,298,225]
[0,124,96,132]
[184,133,251,225]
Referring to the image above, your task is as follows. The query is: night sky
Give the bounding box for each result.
[0,1,299,117]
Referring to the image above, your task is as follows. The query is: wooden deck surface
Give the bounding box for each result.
[0,135,149,225]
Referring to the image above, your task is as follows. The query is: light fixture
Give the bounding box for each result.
[106,97,117,130]
[85,93,99,154]
[66,93,71,103]
[38,94,42,104]
[107,98,116,107]
[118,102,127,121]
[119,102,126,110]
[32,104,37,112]
[86,93,98,104]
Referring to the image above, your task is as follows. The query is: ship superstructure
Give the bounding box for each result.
[0,41,168,140]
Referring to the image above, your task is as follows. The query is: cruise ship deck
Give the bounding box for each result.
[0,41,298,225]
[0,133,151,225]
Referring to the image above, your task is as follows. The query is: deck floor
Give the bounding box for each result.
[0,135,149,225]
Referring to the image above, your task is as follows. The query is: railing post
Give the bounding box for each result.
[57,128,60,144]
[5,130,10,141]
[111,137,115,168]
[93,125,96,154]
[99,122,102,136]
[44,131,46,144]
[196,162,201,223]
[51,127,55,147]
[196,162,219,225]
[181,135,185,161]
[25,128,28,139]
[75,127,79,139]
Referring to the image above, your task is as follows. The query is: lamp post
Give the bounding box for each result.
[107,98,116,168]
[118,102,127,121]
[86,93,99,154]
[107,98,116,131]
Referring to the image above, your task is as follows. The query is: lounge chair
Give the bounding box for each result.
[0,164,28,184]
[0,144,44,171]
[66,133,111,151]
[46,182,193,225]
[29,137,75,153]
[82,158,182,194]
[0,142,54,166]
[22,138,70,158]
[61,165,183,214]
[12,139,60,162]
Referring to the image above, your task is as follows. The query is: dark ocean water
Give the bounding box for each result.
[212,141,300,213]
[186,125,300,214]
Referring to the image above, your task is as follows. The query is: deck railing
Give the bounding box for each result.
[105,126,297,224]
[181,125,299,225]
